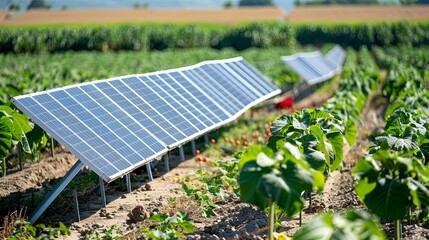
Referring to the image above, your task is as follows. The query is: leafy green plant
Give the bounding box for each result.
[84,225,123,240]
[353,150,429,239]
[139,211,194,240]
[4,220,70,240]
[293,209,386,240]
[238,144,324,240]
[0,105,32,176]
[268,108,345,173]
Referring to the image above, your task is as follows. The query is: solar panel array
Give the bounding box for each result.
[281,45,346,85]
[12,57,281,182]
[325,45,346,73]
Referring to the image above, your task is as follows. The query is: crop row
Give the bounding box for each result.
[1,21,428,54]
[232,46,388,239]
[353,54,429,239]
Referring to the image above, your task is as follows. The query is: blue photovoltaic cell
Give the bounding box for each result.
[79,83,165,157]
[201,65,251,107]
[170,71,230,122]
[125,76,198,137]
[12,57,281,182]
[154,73,217,126]
[142,75,206,132]
[24,94,125,178]
[210,64,260,102]
[107,79,178,146]
[224,62,266,100]
[182,69,239,114]
[236,60,279,92]
[114,77,187,143]
[191,68,243,112]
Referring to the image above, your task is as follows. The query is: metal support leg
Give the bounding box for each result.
[146,164,153,181]
[191,140,196,156]
[125,174,132,193]
[29,160,84,224]
[73,189,80,222]
[99,177,106,208]
[204,134,209,145]
[179,146,185,162]
[164,154,170,172]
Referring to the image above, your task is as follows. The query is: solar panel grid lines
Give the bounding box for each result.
[235,60,279,93]
[106,79,180,146]
[213,64,261,101]
[12,57,281,182]
[117,76,188,144]
[222,62,264,97]
[145,74,210,130]
[174,71,232,119]
[182,69,240,114]
[281,45,346,86]
[164,72,223,124]
[13,93,125,181]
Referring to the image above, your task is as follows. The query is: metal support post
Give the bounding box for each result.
[164,154,170,172]
[179,146,185,162]
[73,189,80,222]
[146,164,153,181]
[99,177,106,208]
[29,160,84,224]
[125,174,132,193]
[191,140,196,156]
[204,134,209,145]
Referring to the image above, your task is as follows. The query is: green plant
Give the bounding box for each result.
[4,220,70,239]
[293,209,386,240]
[268,108,345,173]
[139,211,194,240]
[84,224,123,240]
[238,144,324,240]
[0,105,32,176]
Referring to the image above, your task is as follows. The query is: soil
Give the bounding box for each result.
[288,6,429,22]
[0,7,286,26]
[1,84,429,239]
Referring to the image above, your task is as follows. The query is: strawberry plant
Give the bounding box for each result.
[238,144,324,240]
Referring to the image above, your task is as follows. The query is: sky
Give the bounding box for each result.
[1,0,294,12]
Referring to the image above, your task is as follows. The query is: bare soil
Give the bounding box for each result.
[288,5,429,22]
[0,7,286,26]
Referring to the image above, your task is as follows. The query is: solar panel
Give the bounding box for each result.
[281,45,346,86]
[326,45,346,72]
[12,57,281,182]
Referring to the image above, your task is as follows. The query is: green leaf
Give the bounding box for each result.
[362,176,410,220]
[292,212,334,240]
[293,210,386,240]
[355,177,377,201]
[238,160,314,217]
[326,131,344,171]
[0,116,13,158]
[148,213,168,222]
[238,145,273,169]
[344,120,357,146]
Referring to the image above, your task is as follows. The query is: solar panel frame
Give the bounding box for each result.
[12,57,281,182]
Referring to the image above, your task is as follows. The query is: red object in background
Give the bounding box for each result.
[276,96,294,109]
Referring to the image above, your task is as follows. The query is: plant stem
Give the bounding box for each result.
[1,157,5,177]
[394,219,401,240]
[268,199,275,240]
[51,137,55,158]
[18,142,22,171]
[299,209,302,227]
